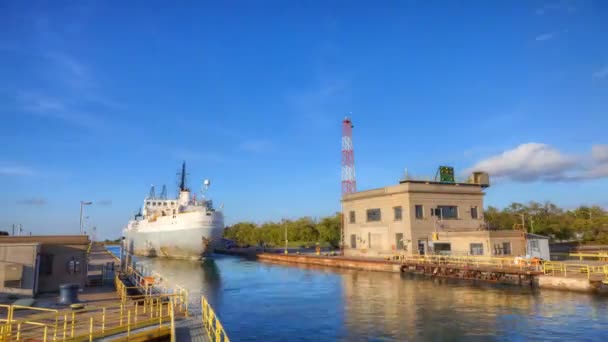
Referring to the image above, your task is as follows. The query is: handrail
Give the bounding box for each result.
[542,261,608,280]
[0,294,183,341]
[396,254,543,271]
[202,296,230,342]
[569,252,608,261]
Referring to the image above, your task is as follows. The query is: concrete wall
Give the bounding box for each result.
[37,244,88,293]
[0,243,39,296]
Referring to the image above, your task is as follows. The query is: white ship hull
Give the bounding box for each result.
[124,211,224,259]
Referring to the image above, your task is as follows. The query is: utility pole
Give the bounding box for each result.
[284,225,288,254]
[80,201,92,235]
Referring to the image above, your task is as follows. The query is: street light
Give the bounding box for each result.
[284,225,288,254]
[80,201,92,235]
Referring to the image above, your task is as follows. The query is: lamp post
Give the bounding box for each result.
[80,201,92,235]
[284,225,288,254]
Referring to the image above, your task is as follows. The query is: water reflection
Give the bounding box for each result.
[132,254,608,341]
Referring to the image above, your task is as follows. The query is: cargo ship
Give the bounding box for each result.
[123,162,224,259]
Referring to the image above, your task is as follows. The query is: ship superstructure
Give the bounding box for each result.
[123,162,224,259]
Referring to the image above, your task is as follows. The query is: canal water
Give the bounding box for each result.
[107,247,608,341]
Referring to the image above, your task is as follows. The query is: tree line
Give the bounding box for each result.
[223,213,342,248]
[224,202,608,247]
[485,202,608,243]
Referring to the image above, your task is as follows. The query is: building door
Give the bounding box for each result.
[396,233,404,250]
[417,240,426,255]
[350,234,357,249]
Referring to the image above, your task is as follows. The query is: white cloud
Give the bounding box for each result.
[285,77,351,129]
[0,165,35,176]
[592,145,608,163]
[466,143,608,182]
[592,66,608,80]
[16,198,47,205]
[536,2,576,15]
[535,33,555,41]
[238,140,274,154]
[17,92,104,128]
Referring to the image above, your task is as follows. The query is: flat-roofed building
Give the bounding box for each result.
[0,235,90,296]
[342,170,526,258]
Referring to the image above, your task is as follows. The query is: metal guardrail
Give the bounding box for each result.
[569,252,608,261]
[395,254,543,271]
[542,262,608,280]
[202,296,230,342]
[0,296,180,341]
[0,263,189,341]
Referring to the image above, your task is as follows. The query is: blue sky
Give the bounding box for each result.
[1,1,607,239]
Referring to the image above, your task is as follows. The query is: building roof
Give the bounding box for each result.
[342,180,485,202]
[0,235,90,245]
[526,233,550,239]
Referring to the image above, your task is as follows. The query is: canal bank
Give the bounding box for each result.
[218,249,608,294]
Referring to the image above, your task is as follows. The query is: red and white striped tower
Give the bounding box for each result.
[341,117,356,195]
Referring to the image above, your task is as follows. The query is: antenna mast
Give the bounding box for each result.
[178,161,189,192]
[341,116,356,195]
[148,185,156,199]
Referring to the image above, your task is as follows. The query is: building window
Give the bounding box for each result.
[164,202,168,206]
[415,205,424,219]
[494,242,512,255]
[40,254,54,275]
[503,242,512,255]
[395,233,404,250]
[470,243,484,255]
[471,206,478,219]
[530,239,540,252]
[366,209,381,222]
[393,206,402,221]
[437,206,458,219]
[350,234,357,248]
[349,211,356,223]
[434,243,452,255]
[146,201,150,206]
[67,258,81,274]
[171,202,175,206]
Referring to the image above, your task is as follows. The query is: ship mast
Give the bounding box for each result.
[179,161,188,192]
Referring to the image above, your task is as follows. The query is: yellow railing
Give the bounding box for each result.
[569,252,608,261]
[202,296,230,342]
[0,296,181,341]
[542,261,608,280]
[396,254,543,271]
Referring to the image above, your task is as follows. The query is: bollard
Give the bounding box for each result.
[127,310,131,337]
[89,317,93,342]
[102,307,106,333]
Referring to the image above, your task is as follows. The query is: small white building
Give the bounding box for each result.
[526,233,550,260]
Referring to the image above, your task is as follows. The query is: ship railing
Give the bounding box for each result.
[202,296,230,342]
